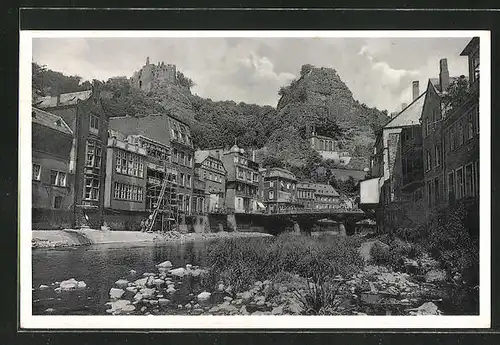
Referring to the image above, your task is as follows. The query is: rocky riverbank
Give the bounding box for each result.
[31,229,272,249]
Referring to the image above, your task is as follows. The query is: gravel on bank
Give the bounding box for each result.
[31,229,273,249]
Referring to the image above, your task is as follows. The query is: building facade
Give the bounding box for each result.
[109,113,195,219]
[297,183,316,209]
[194,150,227,212]
[32,107,75,229]
[261,168,299,213]
[443,37,479,214]
[211,144,261,213]
[296,183,340,209]
[37,83,109,228]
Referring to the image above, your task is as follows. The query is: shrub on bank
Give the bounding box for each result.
[204,233,364,293]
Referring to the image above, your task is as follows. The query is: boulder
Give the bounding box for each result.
[60,278,79,291]
[142,272,155,277]
[153,278,165,287]
[126,286,138,294]
[241,291,253,301]
[134,277,148,287]
[185,303,192,309]
[129,269,137,275]
[166,286,176,294]
[77,281,87,289]
[408,302,441,315]
[240,305,249,315]
[157,260,173,268]
[133,292,143,301]
[145,276,156,288]
[186,264,193,270]
[217,283,225,292]
[45,308,55,313]
[425,269,447,283]
[158,298,170,306]
[271,305,284,315]
[140,288,155,299]
[224,296,233,302]
[39,284,49,290]
[106,299,135,314]
[197,291,211,301]
[115,279,129,288]
[109,288,125,300]
[169,268,186,277]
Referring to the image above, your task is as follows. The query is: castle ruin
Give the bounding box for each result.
[130,57,177,92]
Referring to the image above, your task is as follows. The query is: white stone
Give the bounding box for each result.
[115,279,129,288]
[197,291,211,301]
[217,283,225,291]
[271,306,284,315]
[185,303,192,309]
[143,272,155,277]
[158,298,170,306]
[166,286,176,294]
[133,292,143,301]
[39,284,49,290]
[129,269,137,275]
[109,288,125,299]
[140,288,155,298]
[60,278,78,291]
[186,264,193,270]
[169,268,186,277]
[126,286,138,294]
[106,299,136,314]
[223,296,233,302]
[45,308,55,313]
[134,277,148,287]
[157,260,173,268]
[153,278,165,287]
[77,281,87,289]
[54,287,62,293]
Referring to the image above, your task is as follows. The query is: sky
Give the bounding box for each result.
[32,36,472,113]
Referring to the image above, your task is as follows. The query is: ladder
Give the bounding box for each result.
[146,175,169,233]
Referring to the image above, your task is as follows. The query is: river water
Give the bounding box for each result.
[32,241,216,315]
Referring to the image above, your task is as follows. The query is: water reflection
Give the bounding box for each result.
[32,241,215,315]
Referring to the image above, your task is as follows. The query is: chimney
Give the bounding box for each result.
[412,81,420,101]
[401,102,408,111]
[91,80,101,99]
[439,58,450,92]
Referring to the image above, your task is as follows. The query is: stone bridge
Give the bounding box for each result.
[207,208,371,236]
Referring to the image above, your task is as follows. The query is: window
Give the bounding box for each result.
[53,196,62,209]
[472,51,480,83]
[85,140,102,168]
[450,126,456,151]
[180,173,185,186]
[426,150,432,171]
[456,168,464,199]
[89,114,99,134]
[434,178,440,204]
[50,170,67,187]
[179,151,185,166]
[448,172,455,201]
[424,118,430,137]
[269,190,274,199]
[114,182,144,202]
[84,176,100,201]
[458,120,464,146]
[467,112,474,140]
[427,181,432,207]
[435,144,441,167]
[172,148,178,163]
[33,163,41,181]
[115,150,144,177]
[465,164,473,197]
[270,181,275,188]
[186,175,192,188]
[187,154,193,167]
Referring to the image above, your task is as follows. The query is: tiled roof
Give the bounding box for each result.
[32,107,73,135]
[384,92,425,128]
[195,150,210,164]
[297,182,340,196]
[37,90,92,108]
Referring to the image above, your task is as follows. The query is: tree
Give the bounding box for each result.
[442,75,470,114]
[261,155,285,169]
[300,64,315,77]
[176,71,195,90]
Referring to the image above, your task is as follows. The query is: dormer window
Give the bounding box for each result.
[89,114,99,134]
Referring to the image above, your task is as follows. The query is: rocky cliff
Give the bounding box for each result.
[276,65,390,157]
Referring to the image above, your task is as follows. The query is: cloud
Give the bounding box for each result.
[32,36,472,112]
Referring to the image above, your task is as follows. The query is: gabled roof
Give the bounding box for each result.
[383,92,425,129]
[32,107,73,135]
[460,37,479,56]
[37,90,92,108]
[428,76,466,95]
[297,182,340,196]
[195,150,210,164]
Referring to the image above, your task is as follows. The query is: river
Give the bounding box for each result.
[32,240,217,315]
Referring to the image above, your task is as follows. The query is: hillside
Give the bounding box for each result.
[276,64,390,159]
[31,62,388,173]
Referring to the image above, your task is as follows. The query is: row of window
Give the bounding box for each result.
[444,107,479,154]
[139,139,169,161]
[115,150,145,178]
[316,196,337,203]
[234,156,248,166]
[172,149,193,167]
[84,176,100,201]
[203,171,223,184]
[89,114,99,134]
[32,164,67,187]
[268,180,295,190]
[425,143,443,172]
[236,182,258,196]
[113,182,144,202]
[236,167,259,182]
[179,173,192,188]
[297,190,314,199]
[203,159,224,172]
[317,138,338,152]
[85,140,102,169]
